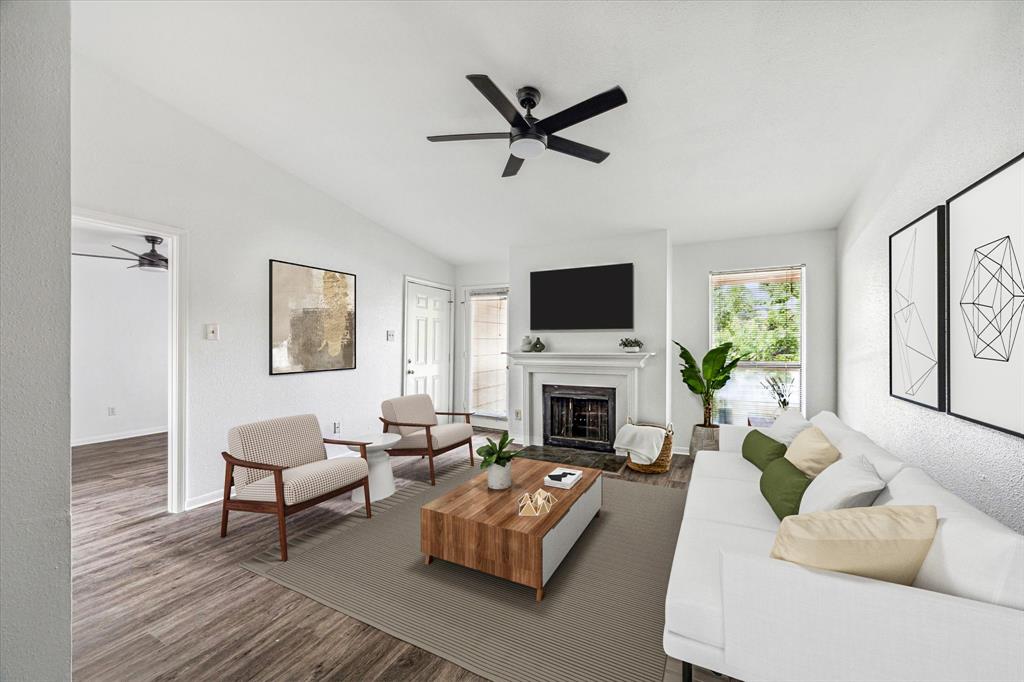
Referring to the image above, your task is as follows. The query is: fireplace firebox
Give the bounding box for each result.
[542,384,616,452]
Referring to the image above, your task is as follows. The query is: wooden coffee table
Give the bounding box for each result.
[420,458,602,601]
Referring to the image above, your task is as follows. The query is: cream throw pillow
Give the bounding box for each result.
[784,425,839,477]
[771,505,938,585]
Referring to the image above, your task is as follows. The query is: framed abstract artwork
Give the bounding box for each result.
[889,206,945,410]
[269,259,356,375]
[947,153,1023,437]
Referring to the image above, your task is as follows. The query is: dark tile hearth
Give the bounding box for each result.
[514,444,628,473]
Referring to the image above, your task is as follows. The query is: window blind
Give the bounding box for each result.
[468,290,508,418]
[709,266,804,425]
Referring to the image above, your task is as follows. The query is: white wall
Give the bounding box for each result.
[71,227,168,444]
[507,230,672,441]
[0,1,72,678]
[72,55,454,507]
[454,260,509,429]
[836,7,1024,532]
[671,230,837,432]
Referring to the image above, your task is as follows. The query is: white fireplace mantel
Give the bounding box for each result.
[505,352,656,446]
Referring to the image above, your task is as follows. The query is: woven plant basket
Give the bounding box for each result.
[624,420,674,474]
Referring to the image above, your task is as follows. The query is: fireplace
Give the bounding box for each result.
[542,384,616,452]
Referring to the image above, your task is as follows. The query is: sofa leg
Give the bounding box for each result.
[682,661,692,682]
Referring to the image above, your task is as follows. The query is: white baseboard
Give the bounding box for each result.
[185,488,225,510]
[71,426,168,447]
[671,446,692,457]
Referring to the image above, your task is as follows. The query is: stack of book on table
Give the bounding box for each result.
[543,467,583,490]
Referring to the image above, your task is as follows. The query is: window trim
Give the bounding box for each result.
[462,284,510,420]
[707,264,807,419]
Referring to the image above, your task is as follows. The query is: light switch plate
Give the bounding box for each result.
[204,323,220,341]
[386,330,396,342]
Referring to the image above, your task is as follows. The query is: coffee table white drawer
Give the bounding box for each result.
[541,476,602,584]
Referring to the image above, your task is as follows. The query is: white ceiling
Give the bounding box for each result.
[71,1,997,264]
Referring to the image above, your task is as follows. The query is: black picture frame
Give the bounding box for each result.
[945,152,1024,438]
[889,206,947,411]
[269,259,357,375]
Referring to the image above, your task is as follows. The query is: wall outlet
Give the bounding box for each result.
[386,330,396,342]
[204,323,220,341]
[514,408,522,420]
[332,421,341,434]
[107,407,117,417]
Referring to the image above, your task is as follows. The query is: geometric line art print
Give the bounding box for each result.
[959,235,1024,362]
[893,226,938,394]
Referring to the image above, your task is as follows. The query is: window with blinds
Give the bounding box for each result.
[709,266,805,426]
[468,290,508,418]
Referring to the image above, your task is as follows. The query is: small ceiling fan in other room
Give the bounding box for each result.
[72,235,169,272]
[427,74,627,177]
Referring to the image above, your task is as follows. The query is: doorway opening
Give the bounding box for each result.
[70,212,185,513]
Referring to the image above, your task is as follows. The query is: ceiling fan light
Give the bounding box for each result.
[509,136,546,160]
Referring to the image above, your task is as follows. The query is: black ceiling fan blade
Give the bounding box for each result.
[537,86,627,135]
[427,133,508,142]
[466,75,528,129]
[502,155,524,177]
[111,244,143,258]
[72,252,137,262]
[547,135,610,164]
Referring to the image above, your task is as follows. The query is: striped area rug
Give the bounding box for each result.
[242,462,684,682]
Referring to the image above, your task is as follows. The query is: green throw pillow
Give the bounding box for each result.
[742,430,787,471]
[760,457,812,520]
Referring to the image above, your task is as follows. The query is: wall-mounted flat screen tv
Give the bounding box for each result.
[530,263,634,330]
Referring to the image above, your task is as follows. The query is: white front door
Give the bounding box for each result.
[404,280,452,410]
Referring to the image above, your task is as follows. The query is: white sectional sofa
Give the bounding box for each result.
[663,411,1024,682]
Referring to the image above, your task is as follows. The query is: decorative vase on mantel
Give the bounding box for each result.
[689,424,720,456]
[531,337,546,352]
[520,335,534,352]
[487,461,513,490]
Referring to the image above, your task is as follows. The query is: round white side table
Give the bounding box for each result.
[345,433,402,503]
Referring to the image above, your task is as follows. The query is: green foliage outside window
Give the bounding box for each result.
[712,279,801,362]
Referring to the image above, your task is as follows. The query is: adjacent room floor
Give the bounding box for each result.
[71,431,730,681]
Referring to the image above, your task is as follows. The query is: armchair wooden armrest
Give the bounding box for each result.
[435,410,474,423]
[378,417,435,429]
[323,438,371,458]
[221,451,286,471]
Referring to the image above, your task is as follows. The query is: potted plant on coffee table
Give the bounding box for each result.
[674,341,745,455]
[477,431,518,490]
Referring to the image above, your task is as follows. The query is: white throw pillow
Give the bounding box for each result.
[764,409,812,446]
[799,454,886,514]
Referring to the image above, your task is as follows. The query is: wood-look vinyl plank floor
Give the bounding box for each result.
[72,431,730,681]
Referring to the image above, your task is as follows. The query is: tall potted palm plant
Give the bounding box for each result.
[674,341,745,455]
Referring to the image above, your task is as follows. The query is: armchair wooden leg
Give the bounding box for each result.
[428,455,436,485]
[220,462,234,537]
[362,479,372,518]
[220,504,229,538]
[276,511,288,562]
[467,438,474,466]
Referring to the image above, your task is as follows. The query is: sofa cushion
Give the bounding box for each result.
[876,467,1024,609]
[227,414,327,487]
[381,394,438,436]
[760,457,812,519]
[234,456,368,505]
[784,426,840,478]
[799,454,885,514]
[742,430,787,471]
[692,450,762,483]
[771,505,938,585]
[763,409,812,445]
[683,475,781,532]
[836,432,906,482]
[664,517,777,648]
[809,410,855,448]
[389,422,474,451]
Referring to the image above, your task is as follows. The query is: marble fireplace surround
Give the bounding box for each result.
[505,352,656,447]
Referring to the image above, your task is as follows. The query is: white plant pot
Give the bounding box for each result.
[487,461,513,490]
[623,346,641,353]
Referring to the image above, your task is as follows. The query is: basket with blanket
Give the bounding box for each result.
[614,418,674,474]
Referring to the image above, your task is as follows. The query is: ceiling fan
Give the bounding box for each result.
[72,235,168,272]
[427,75,627,177]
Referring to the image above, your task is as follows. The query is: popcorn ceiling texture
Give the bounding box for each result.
[836,6,1024,532]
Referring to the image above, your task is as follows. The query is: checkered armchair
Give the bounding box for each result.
[220,414,371,560]
[379,394,475,485]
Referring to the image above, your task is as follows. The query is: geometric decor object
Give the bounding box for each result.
[946,152,1024,438]
[958,236,1024,362]
[889,207,945,410]
[269,259,356,374]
